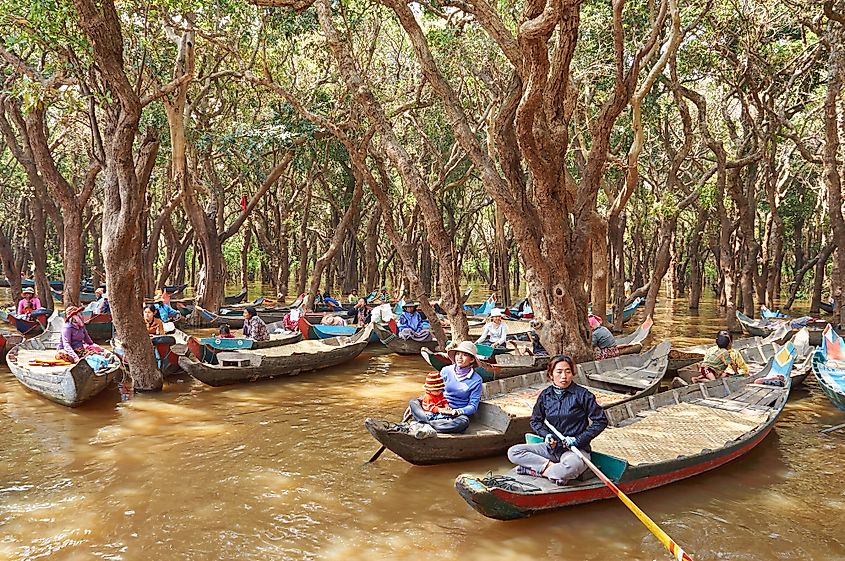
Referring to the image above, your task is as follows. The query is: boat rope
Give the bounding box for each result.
[477,472,543,493]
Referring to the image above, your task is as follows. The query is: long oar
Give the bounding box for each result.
[543,420,693,561]
[367,408,412,463]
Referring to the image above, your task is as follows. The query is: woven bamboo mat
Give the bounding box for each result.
[592,402,768,466]
[16,349,73,374]
[487,385,628,416]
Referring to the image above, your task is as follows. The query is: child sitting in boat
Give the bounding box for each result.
[691,330,749,383]
[18,301,34,321]
[419,372,449,419]
[218,324,236,339]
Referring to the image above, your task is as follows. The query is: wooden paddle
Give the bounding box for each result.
[367,408,412,463]
[543,420,694,561]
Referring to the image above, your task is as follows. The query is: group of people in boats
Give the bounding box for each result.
[402,340,609,486]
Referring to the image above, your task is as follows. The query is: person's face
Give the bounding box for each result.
[492,315,501,324]
[243,310,250,320]
[23,293,32,299]
[144,308,154,322]
[427,388,443,396]
[454,351,474,368]
[162,292,171,303]
[71,315,84,327]
[550,360,574,389]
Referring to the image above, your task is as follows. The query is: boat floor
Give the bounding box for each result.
[592,400,768,466]
[14,349,75,374]
[486,384,629,417]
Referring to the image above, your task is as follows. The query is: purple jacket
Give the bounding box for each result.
[56,322,93,361]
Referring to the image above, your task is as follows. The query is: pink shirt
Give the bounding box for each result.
[17,297,41,315]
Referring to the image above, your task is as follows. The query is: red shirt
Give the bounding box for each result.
[421,391,448,413]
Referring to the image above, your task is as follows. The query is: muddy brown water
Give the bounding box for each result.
[2,290,845,560]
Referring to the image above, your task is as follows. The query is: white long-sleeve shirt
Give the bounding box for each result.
[476,321,508,346]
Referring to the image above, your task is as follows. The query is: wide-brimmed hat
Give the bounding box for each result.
[447,340,479,364]
[403,301,419,309]
[22,287,35,295]
[65,306,83,320]
[423,371,445,392]
[490,308,503,318]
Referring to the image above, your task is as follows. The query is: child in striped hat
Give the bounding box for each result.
[420,371,449,419]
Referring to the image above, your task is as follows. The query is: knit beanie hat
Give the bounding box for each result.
[423,371,445,392]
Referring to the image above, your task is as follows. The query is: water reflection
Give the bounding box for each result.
[1,292,845,560]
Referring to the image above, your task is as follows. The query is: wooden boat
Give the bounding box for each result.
[224,289,249,305]
[6,316,122,407]
[373,320,442,354]
[193,306,289,329]
[112,330,191,378]
[1,329,23,360]
[297,316,379,344]
[668,323,791,372]
[812,324,845,411]
[79,311,113,342]
[51,288,99,305]
[467,318,534,338]
[614,316,654,355]
[0,308,51,336]
[364,341,671,465]
[820,300,835,314]
[190,322,303,360]
[463,295,496,316]
[178,324,372,386]
[604,296,643,324]
[455,362,793,520]
[421,346,549,382]
[3,279,64,289]
[760,306,788,320]
[736,311,839,346]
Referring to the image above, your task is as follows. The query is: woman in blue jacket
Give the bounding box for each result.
[507,354,608,485]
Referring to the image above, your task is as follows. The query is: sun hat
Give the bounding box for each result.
[423,371,445,392]
[588,314,602,329]
[22,287,35,294]
[490,308,503,318]
[65,306,83,320]
[403,301,419,308]
[447,340,479,364]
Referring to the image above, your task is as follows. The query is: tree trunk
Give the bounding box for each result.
[363,207,381,293]
[73,0,162,390]
[688,208,708,309]
[240,224,251,290]
[590,212,609,321]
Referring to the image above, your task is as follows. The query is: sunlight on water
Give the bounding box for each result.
[3,290,845,560]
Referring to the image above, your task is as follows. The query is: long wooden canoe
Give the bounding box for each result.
[604,296,643,324]
[111,330,191,378]
[6,316,122,407]
[224,289,248,305]
[364,341,671,465]
[736,311,839,346]
[1,329,23,361]
[0,309,51,336]
[614,316,654,355]
[178,324,372,386]
[372,321,442,354]
[812,324,845,412]
[193,306,289,329]
[668,323,791,372]
[297,316,379,344]
[455,368,792,520]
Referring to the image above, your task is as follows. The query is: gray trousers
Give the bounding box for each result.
[507,442,589,482]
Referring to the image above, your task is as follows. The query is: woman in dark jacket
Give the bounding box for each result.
[507,354,608,485]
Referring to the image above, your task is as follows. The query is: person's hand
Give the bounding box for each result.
[544,434,557,449]
[562,436,577,448]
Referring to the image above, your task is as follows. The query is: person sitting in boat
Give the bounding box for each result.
[17,287,41,316]
[398,302,432,341]
[283,307,302,331]
[154,289,180,322]
[408,341,483,434]
[218,324,236,339]
[242,306,270,341]
[376,286,389,302]
[85,288,106,313]
[589,314,619,360]
[370,298,394,325]
[507,354,608,485]
[320,313,347,327]
[351,297,369,327]
[418,371,449,419]
[19,300,34,321]
[690,330,748,383]
[55,306,95,363]
[322,290,342,311]
[144,304,166,336]
[347,289,359,304]
[475,308,509,348]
